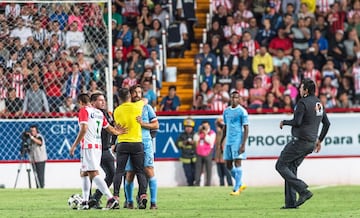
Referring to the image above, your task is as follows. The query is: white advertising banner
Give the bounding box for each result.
[245,113,359,158]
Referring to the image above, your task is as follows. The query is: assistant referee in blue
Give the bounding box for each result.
[276,78,330,209]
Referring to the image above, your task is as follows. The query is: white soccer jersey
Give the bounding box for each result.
[78,106,109,149]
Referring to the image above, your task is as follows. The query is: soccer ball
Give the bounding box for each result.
[67,194,83,209]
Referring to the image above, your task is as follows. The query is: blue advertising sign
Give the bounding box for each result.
[0,116,219,161]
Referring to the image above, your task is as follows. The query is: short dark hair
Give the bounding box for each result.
[90,91,104,102]
[169,85,176,91]
[118,88,130,102]
[302,78,316,96]
[77,93,90,104]
[129,84,142,94]
[29,124,38,132]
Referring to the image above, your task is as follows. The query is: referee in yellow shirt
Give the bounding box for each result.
[112,88,148,209]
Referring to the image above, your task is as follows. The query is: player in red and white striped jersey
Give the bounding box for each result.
[70,93,126,209]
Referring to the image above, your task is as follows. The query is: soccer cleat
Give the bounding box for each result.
[88,198,102,209]
[106,197,119,209]
[230,190,241,196]
[295,190,313,207]
[150,203,158,210]
[239,183,247,192]
[138,194,148,209]
[78,201,89,210]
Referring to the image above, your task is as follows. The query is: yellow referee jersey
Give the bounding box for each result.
[113,100,144,142]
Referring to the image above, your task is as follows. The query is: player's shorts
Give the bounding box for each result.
[223,143,247,161]
[125,138,154,171]
[80,147,102,171]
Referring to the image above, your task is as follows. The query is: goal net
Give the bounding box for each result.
[0,0,112,161]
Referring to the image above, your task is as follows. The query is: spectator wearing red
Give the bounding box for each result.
[230,78,249,108]
[56,50,73,74]
[233,1,254,22]
[229,34,240,56]
[303,59,322,94]
[319,76,337,108]
[9,67,25,100]
[37,6,49,29]
[125,36,149,60]
[207,83,229,111]
[327,2,346,34]
[268,27,293,57]
[239,31,260,58]
[223,15,244,41]
[268,74,285,103]
[43,61,64,112]
[121,68,138,88]
[212,0,232,15]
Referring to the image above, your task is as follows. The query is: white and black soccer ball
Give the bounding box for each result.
[67,194,83,209]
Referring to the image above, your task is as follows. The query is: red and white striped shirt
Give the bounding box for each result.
[239,40,260,57]
[0,75,7,100]
[78,106,109,149]
[212,0,232,12]
[10,73,25,99]
[303,69,322,83]
[316,0,334,13]
[223,24,244,39]
[209,92,228,111]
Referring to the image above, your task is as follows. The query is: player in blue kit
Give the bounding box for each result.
[124,85,159,209]
[220,91,249,196]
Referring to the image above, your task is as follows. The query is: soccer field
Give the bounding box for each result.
[1,186,359,218]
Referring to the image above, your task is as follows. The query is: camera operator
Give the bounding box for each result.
[26,125,47,188]
[193,120,216,186]
[175,117,197,186]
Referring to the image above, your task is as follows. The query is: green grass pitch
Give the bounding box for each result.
[1,186,359,218]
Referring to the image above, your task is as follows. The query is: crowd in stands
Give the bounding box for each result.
[0,1,179,117]
[193,0,360,112]
[1,1,360,117]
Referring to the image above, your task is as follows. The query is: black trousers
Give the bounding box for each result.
[93,149,115,201]
[275,138,315,207]
[34,161,45,188]
[113,142,147,197]
[194,154,213,186]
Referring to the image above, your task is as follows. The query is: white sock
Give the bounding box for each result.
[81,176,91,202]
[93,175,113,199]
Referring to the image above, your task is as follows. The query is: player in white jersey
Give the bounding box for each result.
[70,93,126,210]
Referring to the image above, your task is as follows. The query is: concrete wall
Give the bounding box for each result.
[2,158,359,189]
